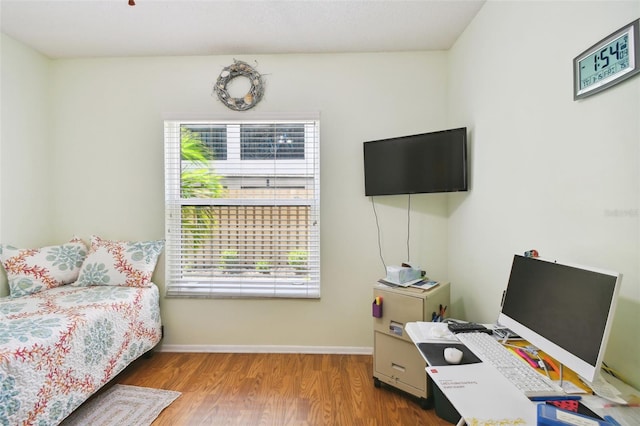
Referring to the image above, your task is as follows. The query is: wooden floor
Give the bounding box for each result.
[113,352,453,426]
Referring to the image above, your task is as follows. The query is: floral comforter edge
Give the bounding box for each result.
[0,284,162,425]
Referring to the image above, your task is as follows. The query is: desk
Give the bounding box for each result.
[405,322,640,426]
[406,322,536,424]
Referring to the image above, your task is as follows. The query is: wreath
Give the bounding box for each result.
[213,60,265,111]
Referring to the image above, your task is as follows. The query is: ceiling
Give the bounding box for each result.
[0,0,485,59]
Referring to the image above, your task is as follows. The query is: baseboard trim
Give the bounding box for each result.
[157,344,373,355]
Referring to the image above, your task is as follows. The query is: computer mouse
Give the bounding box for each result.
[444,347,464,364]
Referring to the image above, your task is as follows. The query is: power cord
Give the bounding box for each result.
[371,193,413,274]
[602,362,630,386]
[407,194,411,262]
[370,197,387,275]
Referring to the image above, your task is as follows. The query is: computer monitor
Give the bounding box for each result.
[497,255,622,383]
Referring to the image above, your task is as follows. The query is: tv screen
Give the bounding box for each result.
[498,255,622,383]
[363,127,468,196]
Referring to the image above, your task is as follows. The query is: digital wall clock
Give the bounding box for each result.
[573,19,640,100]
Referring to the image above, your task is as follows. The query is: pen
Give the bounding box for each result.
[541,355,560,374]
[506,346,520,358]
[603,403,640,408]
[529,395,582,401]
[515,348,539,369]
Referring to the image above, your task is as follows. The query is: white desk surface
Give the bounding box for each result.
[405,321,537,425]
[406,321,640,426]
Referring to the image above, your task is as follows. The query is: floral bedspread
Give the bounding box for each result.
[0,284,162,425]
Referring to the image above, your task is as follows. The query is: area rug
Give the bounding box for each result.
[61,384,181,426]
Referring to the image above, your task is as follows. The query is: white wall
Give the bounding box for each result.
[0,34,53,297]
[447,1,640,388]
[0,49,451,349]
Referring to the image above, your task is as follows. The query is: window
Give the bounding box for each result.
[164,115,320,298]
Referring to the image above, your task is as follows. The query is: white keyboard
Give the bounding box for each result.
[456,332,566,398]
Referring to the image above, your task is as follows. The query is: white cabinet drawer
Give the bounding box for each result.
[374,332,426,393]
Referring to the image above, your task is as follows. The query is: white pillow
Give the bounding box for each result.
[74,236,164,288]
[0,238,88,297]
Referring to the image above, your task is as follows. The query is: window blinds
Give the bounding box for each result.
[164,117,320,298]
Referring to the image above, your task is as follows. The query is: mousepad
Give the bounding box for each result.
[417,342,483,366]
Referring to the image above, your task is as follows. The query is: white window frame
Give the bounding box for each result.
[163,114,320,298]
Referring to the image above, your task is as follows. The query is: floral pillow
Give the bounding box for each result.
[74,236,164,288]
[0,237,88,298]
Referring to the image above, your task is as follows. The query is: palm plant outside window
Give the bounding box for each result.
[164,117,320,298]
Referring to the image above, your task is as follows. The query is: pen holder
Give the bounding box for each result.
[372,302,383,318]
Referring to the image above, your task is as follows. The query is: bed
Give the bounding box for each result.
[0,236,164,425]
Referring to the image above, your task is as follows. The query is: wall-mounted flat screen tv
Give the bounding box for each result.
[363,127,468,196]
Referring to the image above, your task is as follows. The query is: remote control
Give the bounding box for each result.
[447,322,493,334]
